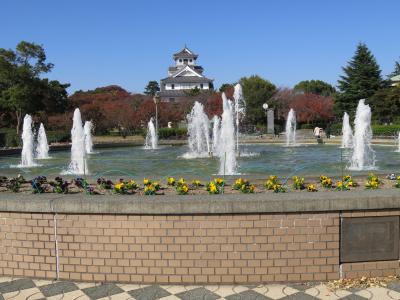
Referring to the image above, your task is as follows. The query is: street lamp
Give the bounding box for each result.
[153,93,161,134]
[262,103,268,134]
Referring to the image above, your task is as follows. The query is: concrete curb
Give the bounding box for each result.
[0,189,399,215]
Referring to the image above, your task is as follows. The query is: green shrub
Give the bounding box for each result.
[330,123,342,135]
[300,124,313,129]
[46,131,70,143]
[328,123,400,136]
[372,125,400,136]
[0,128,71,147]
[0,128,20,147]
[158,128,187,139]
[109,129,145,137]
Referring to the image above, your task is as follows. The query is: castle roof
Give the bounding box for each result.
[173,47,198,59]
[169,65,203,73]
[161,76,213,84]
[391,74,400,81]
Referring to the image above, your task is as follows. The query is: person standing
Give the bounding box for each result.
[314,127,320,138]
[325,123,331,139]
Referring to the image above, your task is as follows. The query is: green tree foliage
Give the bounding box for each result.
[389,58,400,78]
[293,80,336,97]
[335,43,383,117]
[0,41,69,133]
[38,79,70,113]
[219,83,233,93]
[239,75,276,125]
[15,41,54,76]
[369,86,400,124]
[184,87,201,97]
[144,80,160,96]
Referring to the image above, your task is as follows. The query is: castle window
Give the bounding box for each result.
[171,84,175,89]
[200,84,203,89]
[190,59,192,62]
[179,59,182,62]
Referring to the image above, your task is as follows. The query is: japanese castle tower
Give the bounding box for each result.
[159,46,214,102]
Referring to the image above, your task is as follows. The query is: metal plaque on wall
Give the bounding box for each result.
[340,216,399,263]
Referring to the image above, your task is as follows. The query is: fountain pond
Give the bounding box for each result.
[1,143,399,180]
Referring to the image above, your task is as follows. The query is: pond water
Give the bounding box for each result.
[0,143,399,180]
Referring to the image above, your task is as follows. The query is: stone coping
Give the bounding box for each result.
[0,189,399,215]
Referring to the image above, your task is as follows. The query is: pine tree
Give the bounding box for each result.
[144,80,160,96]
[335,43,383,117]
[389,58,400,78]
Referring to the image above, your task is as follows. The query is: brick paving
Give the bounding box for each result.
[1,277,400,299]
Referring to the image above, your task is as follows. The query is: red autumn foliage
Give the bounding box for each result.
[204,93,223,117]
[47,113,72,131]
[287,93,334,124]
[69,85,131,106]
[204,87,234,118]
[270,88,334,124]
[46,85,245,135]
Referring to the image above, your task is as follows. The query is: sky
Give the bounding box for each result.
[1,0,400,94]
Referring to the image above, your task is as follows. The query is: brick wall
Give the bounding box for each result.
[0,213,57,278]
[0,211,340,284]
[4,210,400,284]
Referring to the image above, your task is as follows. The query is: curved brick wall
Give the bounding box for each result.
[0,191,399,284]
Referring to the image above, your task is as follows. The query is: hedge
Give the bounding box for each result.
[0,129,70,148]
[330,123,342,136]
[328,123,400,137]
[158,128,187,139]
[46,131,71,144]
[0,129,20,147]
[372,125,400,137]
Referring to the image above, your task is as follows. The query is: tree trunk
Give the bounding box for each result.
[16,110,22,135]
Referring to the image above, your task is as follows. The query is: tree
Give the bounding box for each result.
[184,87,201,97]
[239,75,276,125]
[40,79,70,113]
[369,86,400,124]
[0,84,34,133]
[289,93,334,125]
[144,80,160,96]
[335,43,383,118]
[0,41,69,134]
[219,83,233,93]
[389,58,400,78]
[15,41,54,76]
[294,80,336,97]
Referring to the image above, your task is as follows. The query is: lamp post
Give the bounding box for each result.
[153,93,160,134]
[262,103,268,134]
[263,103,274,135]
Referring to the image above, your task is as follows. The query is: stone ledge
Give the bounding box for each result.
[0,189,399,215]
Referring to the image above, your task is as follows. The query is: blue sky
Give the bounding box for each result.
[1,0,399,94]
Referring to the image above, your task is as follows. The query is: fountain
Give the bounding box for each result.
[184,101,210,158]
[19,114,37,167]
[285,109,296,146]
[349,99,375,170]
[218,93,237,175]
[211,115,221,156]
[341,112,353,148]
[35,123,50,159]
[233,83,246,153]
[84,121,94,154]
[66,108,88,175]
[144,118,158,150]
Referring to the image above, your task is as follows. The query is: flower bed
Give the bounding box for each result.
[0,173,398,196]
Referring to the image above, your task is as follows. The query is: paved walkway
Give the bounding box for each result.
[1,277,400,299]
